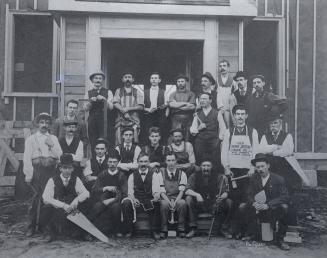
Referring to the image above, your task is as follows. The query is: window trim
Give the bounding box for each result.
[3,7,59,96]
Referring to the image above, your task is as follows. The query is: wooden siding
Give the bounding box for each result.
[64,16,87,105]
[218,18,239,74]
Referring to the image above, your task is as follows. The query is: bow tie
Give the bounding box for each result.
[140,172,147,176]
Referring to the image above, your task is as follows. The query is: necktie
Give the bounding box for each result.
[64,178,69,187]
[169,172,174,180]
[98,158,103,165]
[125,144,130,151]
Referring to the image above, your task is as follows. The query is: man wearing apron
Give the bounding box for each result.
[221,104,259,238]
[23,113,63,236]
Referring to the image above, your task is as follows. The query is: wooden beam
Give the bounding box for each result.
[294,0,299,152]
[312,0,317,152]
[238,20,243,70]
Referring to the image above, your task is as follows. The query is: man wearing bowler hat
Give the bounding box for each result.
[238,153,290,250]
[168,74,196,141]
[84,71,114,152]
[23,112,63,236]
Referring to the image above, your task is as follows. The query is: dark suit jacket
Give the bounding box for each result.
[247,172,289,209]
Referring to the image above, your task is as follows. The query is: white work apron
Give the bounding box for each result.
[228,127,252,169]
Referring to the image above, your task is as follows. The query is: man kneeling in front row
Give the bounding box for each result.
[238,153,290,250]
[185,158,232,238]
[40,153,90,242]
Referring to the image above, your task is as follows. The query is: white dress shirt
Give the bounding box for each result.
[42,174,90,209]
[261,174,270,187]
[149,86,159,109]
[259,132,294,157]
[64,137,83,162]
[83,155,106,177]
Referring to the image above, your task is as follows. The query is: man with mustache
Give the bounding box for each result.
[23,112,63,237]
[113,71,144,145]
[229,71,253,127]
[190,92,226,167]
[217,60,237,128]
[185,158,232,238]
[221,104,259,238]
[195,72,218,110]
[52,99,88,157]
[121,153,161,239]
[238,153,290,250]
[58,118,84,179]
[168,74,196,141]
[84,71,114,152]
[88,149,127,237]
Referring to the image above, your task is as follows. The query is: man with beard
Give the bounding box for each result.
[23,113,63,236]
[52,99,88,156]
[83,138,109,191]
[114,71,144,145]
[190,92,226,167]
[59,118,84,179]
[217,60,237,127]
[41,153,90,242]
[121,153,161,239]
[221,104,259,238]
[142,72,168,143]
[167,128,196,177]
[229,71,253,127]
[238,153,290,250]
[168,74,196,141]
[84,71,114,152]
[247,75,280,138]
[195,72,218,110]
[185,158,232,238]
[89,149,127,237]
[142,127,167,171]
[157,152,188,238]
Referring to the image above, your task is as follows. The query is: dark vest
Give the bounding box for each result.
[133,170,154,201]
[162,169,182,198]
[119,144,137,163]
[59,136,80,154]
[90,156,109,177]
[88,88,109,116]
[144,88,165,108]
[98,171,121,199]
[143,145,166,164]
[196,108,219,140]
[218,74,234,88]
[194,172,218,201]
[233,87,252,107]
[53,174,77,204]
[265,130,288,145]
[169,142,189,164]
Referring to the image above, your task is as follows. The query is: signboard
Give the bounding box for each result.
[76,0,230,6]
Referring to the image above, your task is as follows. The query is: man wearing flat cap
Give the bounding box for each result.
[168,74,196,141]
[237,153,290,250]
[23,112,63,236]
[84,71,114,152]
[58,118,84,179]
[113,71,144,145]
[41,153,90,242]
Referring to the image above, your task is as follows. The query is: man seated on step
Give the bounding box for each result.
[141,127,167,172]
[185,157,232,239]
[88,149,127,237]
[115,127,142,177]
[40,153,90,242]
[121,153,161,239]
[157,152,188,239]
[167,128,196,177]
[238,153,290,250]
[59,118,84,179]
[83,138,109,191]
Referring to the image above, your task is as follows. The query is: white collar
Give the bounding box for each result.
[60,174,70,182]
[124,142,132,148]
[108,169,119,176]
[167,168,177,175]
[261,174,270,186]
[150,86,159,90]
[96,156,105,162]
[139,168,149,175]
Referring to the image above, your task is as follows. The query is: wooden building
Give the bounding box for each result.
[0,0,327,194]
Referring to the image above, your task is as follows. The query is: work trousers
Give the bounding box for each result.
[160,199,187,232]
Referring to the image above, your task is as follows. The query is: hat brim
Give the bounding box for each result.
[89,73,105,81]
[251,157,270,166]
[35,114,52,123]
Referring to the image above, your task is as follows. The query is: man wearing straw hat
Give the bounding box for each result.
[23,112,63,237]
[84,71,114,152]
[190,92,226,168]
[238,153,290,250]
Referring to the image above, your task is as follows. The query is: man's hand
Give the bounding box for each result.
[217,192,228,202]
[70,200,79,211]
[198,123,206,131]
[103,186,117,192]
[25,177,32,185]
[196,194,204,203]
[96,95,106,101]
[90,97,97,102]
[45,137,54,148]
[153,193,161,202]
[169,199,176,210]
[224,167,233,177]
[133,198,140,207]
[149,108,157,113]
[103,198,115,206]
[247,167,255,176]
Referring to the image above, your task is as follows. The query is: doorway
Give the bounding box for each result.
[244,20,278,92]
[102,39,203,93]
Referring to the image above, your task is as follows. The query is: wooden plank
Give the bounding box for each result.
[66,42,86,61]
[65,60,85,76]
[219,40,239,56]
[64,86,86,95]
[66,23,86,43]
[0,176,16,186]
[64,75,86,87]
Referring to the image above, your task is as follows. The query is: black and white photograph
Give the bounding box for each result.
[0,0,326,257]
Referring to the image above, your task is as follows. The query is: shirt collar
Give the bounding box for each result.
[139,168,149,175]
[150,86,159,90]
[261,174,270,186]
[202,106,212,113]
[167,168,177,175]
[36,131,50,136]
[124,142,132,148]
[97,156,105,162]
[108,169,119,176]
[60,174,70,182]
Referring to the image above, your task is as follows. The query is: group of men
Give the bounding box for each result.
[22,59,310,251]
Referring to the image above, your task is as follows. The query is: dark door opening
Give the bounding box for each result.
[244,21,277,92]
[102,39,203,93]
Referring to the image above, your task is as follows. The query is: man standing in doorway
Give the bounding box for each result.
[23,112,63,237]
[84,71,114,152]
[168,74,196,141]
[113,71,144,145]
